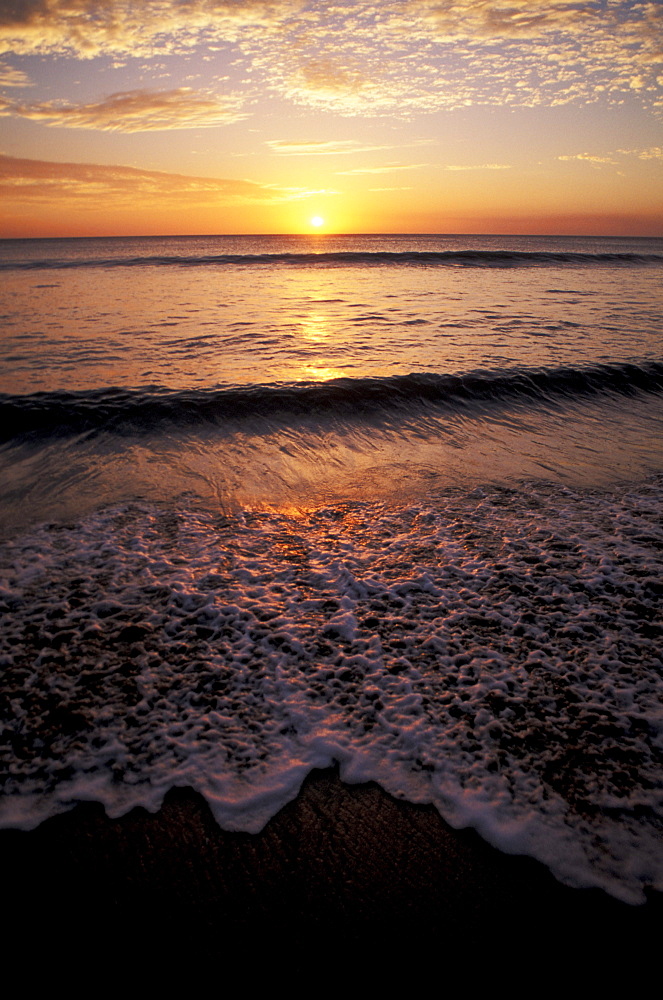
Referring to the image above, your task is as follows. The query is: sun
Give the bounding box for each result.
[310,215,325,228]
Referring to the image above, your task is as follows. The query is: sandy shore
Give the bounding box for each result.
[2,767,660,978]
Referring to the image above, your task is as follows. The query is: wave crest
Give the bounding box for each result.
[2,249,662,272]
[2,361,662,443]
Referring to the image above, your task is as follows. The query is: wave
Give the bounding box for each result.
[2,361,662,444]
[2,249,662,272]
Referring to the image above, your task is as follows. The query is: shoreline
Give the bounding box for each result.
[1,767,660,974]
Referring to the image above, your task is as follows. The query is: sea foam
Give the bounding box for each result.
[1,477,661,904]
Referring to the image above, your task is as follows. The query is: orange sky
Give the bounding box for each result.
[1,1,662,237]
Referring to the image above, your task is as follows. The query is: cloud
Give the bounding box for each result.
[417,1,602,41]
[257,2,663,114]
[0,87,245,131]
[557,153,618,165]
[337,163,427,175]
[0,1,660,116]
[443,163,512,171]
[0,152,314,205]
[617,146,663,162]
[0,1,297,58]
[0,59,32,86]
[266,139,389,155]
[558,147,663,168]
[297,55,367,94]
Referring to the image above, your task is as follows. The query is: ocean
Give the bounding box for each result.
[0,233,661,905]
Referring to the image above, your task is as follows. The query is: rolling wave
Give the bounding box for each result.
[2,361,662,443]
[2,249,662,271]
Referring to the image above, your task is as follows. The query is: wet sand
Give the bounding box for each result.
[1,767,660,979]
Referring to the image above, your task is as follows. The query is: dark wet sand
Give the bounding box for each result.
[2,767,660,979]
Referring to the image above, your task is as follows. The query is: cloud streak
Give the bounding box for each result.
[0,153,314,205]
[0,59,31,86]
[337,163,427,175]
[0,87,245,131]
[265,139,390,155]
[443,163,512,171]
[557,153,618,166]
[618,146,663,162]
[559,148,663,166]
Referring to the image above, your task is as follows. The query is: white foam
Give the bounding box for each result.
[0,478,661,903]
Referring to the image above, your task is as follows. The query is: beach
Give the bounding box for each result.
[2,768,661,977]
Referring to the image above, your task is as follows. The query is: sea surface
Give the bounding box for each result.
[0,233,662,903]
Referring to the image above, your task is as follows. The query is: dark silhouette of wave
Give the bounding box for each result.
[2,361,662,444]
[2,249,662,271]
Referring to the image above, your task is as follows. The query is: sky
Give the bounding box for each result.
[0,0,662,237]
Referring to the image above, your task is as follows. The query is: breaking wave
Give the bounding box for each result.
[2,361,662,443]
[2,249,662,272]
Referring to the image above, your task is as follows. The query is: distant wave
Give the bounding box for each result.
[2,249,662,271]
[2,361,662,444]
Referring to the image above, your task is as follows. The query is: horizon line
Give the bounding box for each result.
[2,231,662,242]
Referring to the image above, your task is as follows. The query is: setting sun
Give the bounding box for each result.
[310,216,325,228]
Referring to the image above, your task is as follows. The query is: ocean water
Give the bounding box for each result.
[0,233,662,903]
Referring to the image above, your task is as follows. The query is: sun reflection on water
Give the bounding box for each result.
[301,365,346,381]
[300,311,330,342]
